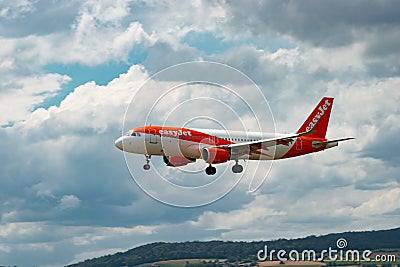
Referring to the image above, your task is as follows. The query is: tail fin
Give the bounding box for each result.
[297,97,333,138]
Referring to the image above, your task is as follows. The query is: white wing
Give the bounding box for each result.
[215,130,314,158]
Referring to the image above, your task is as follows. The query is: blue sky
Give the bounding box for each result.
[0,1,400,266]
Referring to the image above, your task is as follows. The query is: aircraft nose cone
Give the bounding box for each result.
[115,137,123,150]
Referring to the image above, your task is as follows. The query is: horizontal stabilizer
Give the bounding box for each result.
[313,137,355,148]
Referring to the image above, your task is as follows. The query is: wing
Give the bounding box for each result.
[216,130,314,159]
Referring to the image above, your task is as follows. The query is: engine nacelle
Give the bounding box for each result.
[201,147,230,164]
[163,155,196,167]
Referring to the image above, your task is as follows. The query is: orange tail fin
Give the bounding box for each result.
[297,97,333,138]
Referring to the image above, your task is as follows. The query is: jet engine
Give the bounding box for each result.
[201,147,230,164]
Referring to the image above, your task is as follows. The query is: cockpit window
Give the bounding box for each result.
[125,130,133,136]
[124,130,141,137]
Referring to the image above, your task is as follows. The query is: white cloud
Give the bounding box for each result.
[0,58,15,70]
[132,1,227,45]
[0,244,11,253]
[68,2,156,64]
[17,242,54,252]
[1,1,400,266]
[354,188,400,216]
[266,48,302,68]
[192,195,285,230]
[302,43,366,74]
[58,195,81,210]
[19,64,149,134]
[0,0,156,78]
[0,222,45,240]
[0,0,36,19]
[0,73,71,126]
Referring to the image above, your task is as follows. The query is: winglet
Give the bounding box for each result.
[297,97,334,138]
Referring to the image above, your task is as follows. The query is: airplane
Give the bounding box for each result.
[115,97,354,175]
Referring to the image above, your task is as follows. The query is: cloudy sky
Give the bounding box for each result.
[1,0,400,266]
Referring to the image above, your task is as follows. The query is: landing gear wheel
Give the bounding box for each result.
[211,166,216,175]
[205,165,217,175]
[143,164,150,170]
[143,155,151,170]
[232,163,243,173]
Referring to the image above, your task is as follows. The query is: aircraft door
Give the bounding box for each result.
[149,129,158,144]
[296,138,303,150]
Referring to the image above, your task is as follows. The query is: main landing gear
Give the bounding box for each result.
[205,164,216,175]
[205,161,244,175]
[232,160,243,173]
[143,155,151,170]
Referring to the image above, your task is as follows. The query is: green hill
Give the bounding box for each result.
[67,227,400,267]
